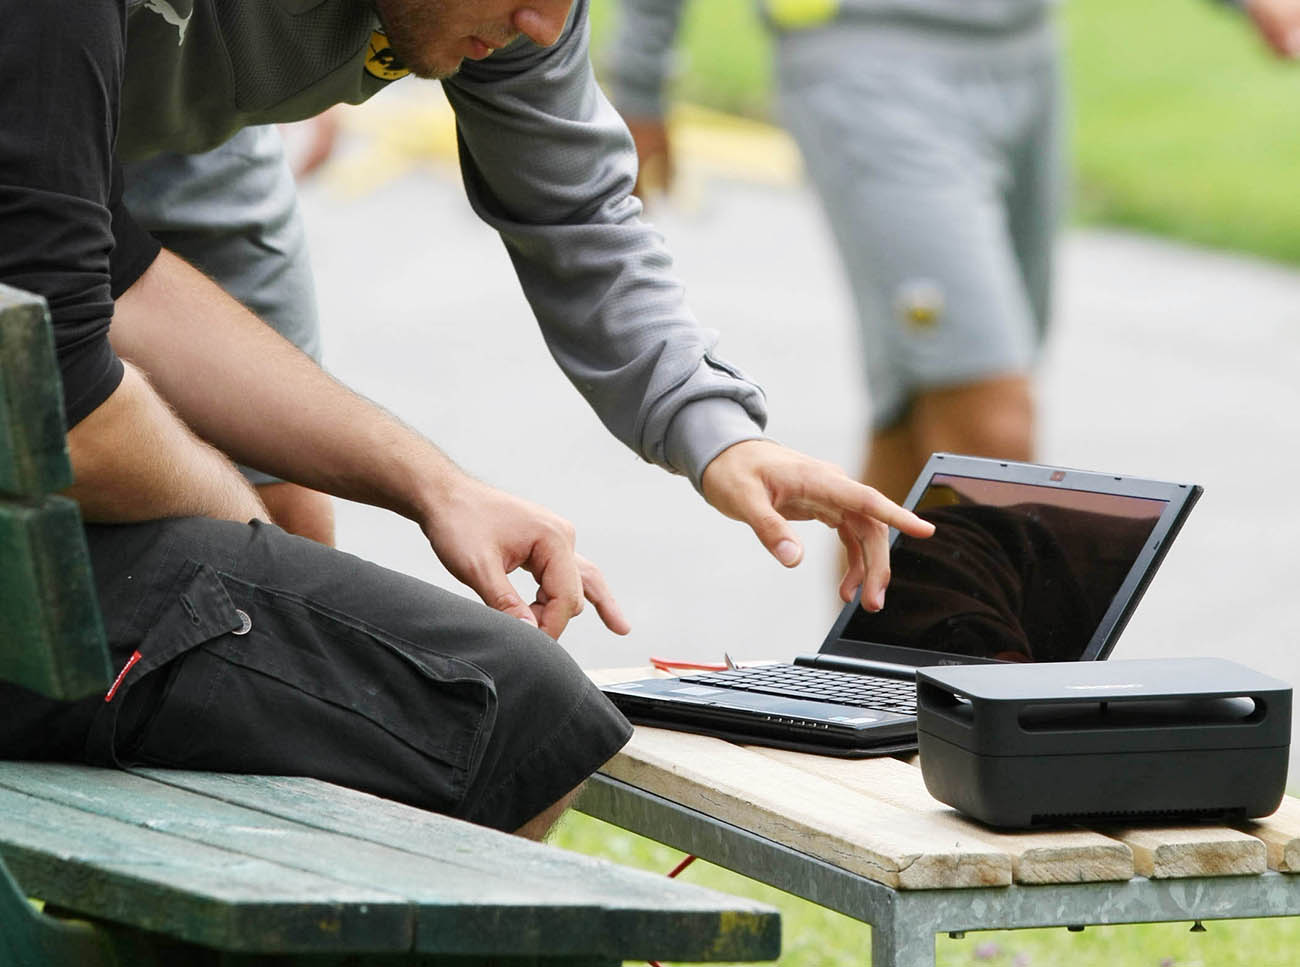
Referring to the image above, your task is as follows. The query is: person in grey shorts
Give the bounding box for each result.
[607,0,1063,504]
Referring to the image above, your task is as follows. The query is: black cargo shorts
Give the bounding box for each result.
[3,518,631,832]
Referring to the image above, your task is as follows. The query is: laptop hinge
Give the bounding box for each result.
[794,654,918,681]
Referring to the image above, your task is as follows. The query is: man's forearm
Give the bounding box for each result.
[66,362,269,524]
[108,249,634,640]
[110,248,455,524]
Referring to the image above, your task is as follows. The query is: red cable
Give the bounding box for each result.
[648,855,699,967]
[665,854,698,879]
[650,657,729,672]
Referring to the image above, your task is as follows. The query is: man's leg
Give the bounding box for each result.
[863,374,1035,504]
[863,31,1061,502]
[68,517,631,834]
[122,128,335,544]
[256,481,336,546]
[862,418,919,507]
[516,787,582,841]
[909,374,1036,464]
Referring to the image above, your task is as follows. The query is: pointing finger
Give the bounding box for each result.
[577,555,631,635]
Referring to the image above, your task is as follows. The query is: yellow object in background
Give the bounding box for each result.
[765,0,840,30]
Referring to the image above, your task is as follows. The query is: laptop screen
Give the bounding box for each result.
[836,472,1169,664]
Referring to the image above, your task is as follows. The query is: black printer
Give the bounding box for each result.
[916,657,1291,828]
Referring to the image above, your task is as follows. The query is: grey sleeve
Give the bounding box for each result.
[603,0,688,118]
[442,0,766,489]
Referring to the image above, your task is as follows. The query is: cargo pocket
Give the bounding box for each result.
[86,561,244,768]
[114,571,498,814]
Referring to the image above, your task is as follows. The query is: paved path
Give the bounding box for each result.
[296,95,1300,767]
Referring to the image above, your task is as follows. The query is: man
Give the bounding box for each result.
[0,0,932,838]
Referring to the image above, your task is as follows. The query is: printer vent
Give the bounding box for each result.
[1031,807,1245,827]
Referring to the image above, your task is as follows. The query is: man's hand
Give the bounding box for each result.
[1245,0,1300,57]
[625,117,674,199]
[420,474,630,640]
[700,440,935,612]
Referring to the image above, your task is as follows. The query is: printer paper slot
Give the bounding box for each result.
[1017,695,1262,732]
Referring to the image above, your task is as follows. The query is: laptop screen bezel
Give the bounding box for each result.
[817,453,1202,668]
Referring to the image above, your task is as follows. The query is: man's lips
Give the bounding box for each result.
[467,36,498,58]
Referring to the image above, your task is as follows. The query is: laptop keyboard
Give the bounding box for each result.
[679,664,918,715]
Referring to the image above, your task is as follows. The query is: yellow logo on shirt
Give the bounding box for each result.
[365,30,410,81]
[765,0,839,29]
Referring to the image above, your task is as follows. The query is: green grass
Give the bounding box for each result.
[553,811,1300,966]
[589,0,1300,265]
[1066,0,1300,265]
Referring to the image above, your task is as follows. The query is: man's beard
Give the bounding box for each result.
[372,0,457,79]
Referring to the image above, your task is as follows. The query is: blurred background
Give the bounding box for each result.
[288,1,1300,961]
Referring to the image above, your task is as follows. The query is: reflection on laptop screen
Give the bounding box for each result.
[839,473,1169,662]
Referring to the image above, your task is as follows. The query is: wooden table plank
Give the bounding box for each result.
[755,748,1135,885]
[601,727,1010,889]
[128,767,779,962]
[1240,798,1300,873]
[588,666,672,686]
[1112,826,1267,878]
[0,786,410,953]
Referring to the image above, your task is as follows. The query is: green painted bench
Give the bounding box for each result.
[0,283,781,966]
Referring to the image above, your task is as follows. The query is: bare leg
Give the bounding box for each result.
[256,482,336,546]
[848,374,1036,588]
[864,374,1036,503]
[514,785,582,842]
[863,418,924,506]
[909,374,1035,465]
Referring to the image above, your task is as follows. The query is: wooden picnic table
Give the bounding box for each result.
[582,667,1300,967]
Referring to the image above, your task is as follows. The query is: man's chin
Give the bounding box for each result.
[409,56,463,80]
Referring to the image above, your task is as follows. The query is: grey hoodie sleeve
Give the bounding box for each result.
[442,0,766,488]
[604,0,688,118]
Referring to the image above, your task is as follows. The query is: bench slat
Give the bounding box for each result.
[0,285,73,498]
[0,784,413,953]
[755,748,1136,884]
[0,497,109,698]
[130,767,780,962]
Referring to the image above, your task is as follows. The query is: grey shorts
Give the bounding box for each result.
[121,126,319,486]
[775,17,1065,429]
[2,518,632,832]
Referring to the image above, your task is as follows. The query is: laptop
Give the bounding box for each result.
[602,453,1202,756]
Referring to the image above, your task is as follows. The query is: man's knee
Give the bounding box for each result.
[256,481,335,545]
[911,374,1036,462]
[514,784,583,841]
